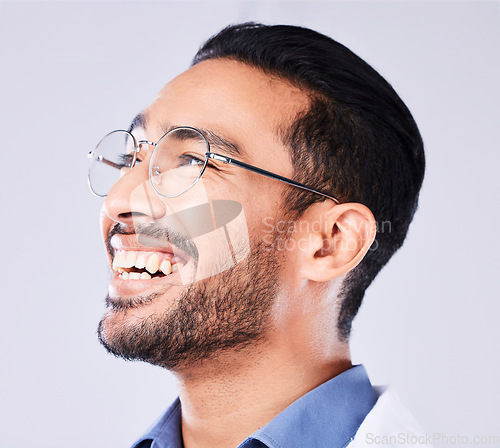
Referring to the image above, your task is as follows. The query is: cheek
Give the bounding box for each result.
[242,178,286,222]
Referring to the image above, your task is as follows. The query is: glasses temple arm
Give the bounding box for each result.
[88,152,124,170]
[207,152,339,204]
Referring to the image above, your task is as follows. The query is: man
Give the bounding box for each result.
[88,23,427,448]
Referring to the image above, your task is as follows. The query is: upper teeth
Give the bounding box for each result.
[112,251,182,275]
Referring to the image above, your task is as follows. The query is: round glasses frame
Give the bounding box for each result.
[88,126,340,204]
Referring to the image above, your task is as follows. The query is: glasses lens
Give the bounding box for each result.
[88,130,136,196]
[150,127,208,197]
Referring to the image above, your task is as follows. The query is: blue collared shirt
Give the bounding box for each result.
[131,365,377,448]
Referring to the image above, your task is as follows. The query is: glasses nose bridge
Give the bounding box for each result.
[133,139,156,167]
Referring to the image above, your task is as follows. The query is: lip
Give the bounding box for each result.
[107,233,190,299]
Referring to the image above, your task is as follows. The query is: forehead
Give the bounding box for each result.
[142,59,310,167]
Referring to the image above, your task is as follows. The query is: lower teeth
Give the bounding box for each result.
[118,271,171,280]
[116,262,185,280]
[119,271,151,280]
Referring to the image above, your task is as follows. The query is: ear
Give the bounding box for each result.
[294,201,377,282]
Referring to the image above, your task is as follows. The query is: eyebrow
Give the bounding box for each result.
[127,112,245,159]
[128,112,147,134]
[197,127,245,159]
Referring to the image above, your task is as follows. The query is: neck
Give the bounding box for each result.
[175,338,351,448]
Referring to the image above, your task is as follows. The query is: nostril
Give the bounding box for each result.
[118,211,149,220]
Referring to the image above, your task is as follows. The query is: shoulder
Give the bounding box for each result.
[347,386,433,448]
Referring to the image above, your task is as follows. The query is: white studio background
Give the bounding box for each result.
[0,1,498,447]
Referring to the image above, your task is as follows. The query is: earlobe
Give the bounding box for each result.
[296,202,376,282]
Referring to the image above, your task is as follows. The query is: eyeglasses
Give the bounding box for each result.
[88,126,339,203]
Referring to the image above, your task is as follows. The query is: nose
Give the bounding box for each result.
[102,146,167,226]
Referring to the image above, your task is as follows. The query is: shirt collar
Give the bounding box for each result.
[131,398,182,448]
[240,364,376,448]
[131,365,375,448]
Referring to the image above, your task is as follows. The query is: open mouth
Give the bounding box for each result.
[112,250,185,280]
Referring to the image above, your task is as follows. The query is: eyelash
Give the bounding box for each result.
[118,154,137,167]
[179,153,205,166]
[184,154,220,171]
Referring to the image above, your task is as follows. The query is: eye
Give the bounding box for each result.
[178,154,205,167]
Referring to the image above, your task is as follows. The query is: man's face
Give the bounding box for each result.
[97,59,309,369]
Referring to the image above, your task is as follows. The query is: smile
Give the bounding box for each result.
[112,250,185,280]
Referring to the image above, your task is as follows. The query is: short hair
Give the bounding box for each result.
[193,23,425,340]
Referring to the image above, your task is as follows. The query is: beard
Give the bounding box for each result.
[97,226,284,370]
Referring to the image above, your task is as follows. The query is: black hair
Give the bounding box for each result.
[193,23,425,340]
